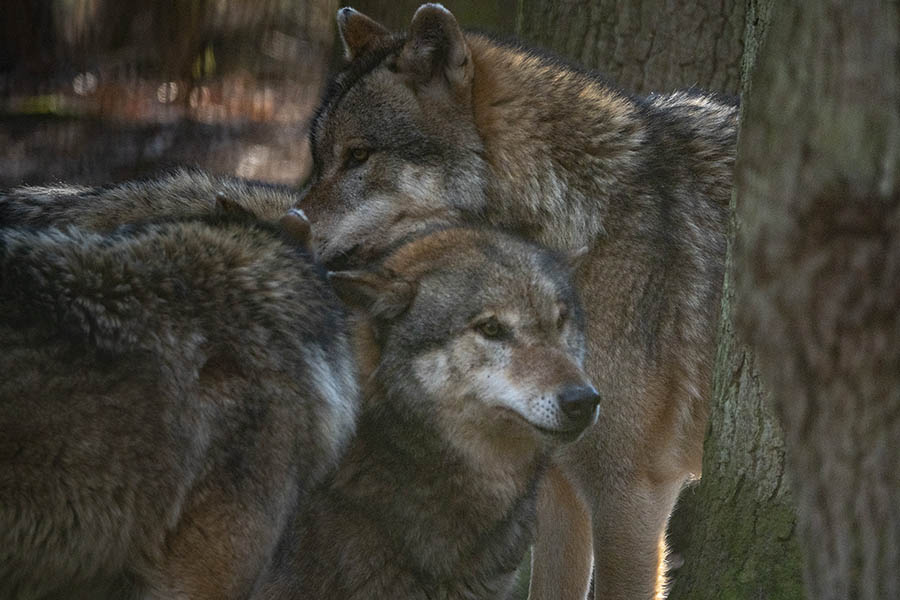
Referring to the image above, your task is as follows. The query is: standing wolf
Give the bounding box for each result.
[2,165,599,597]
[0,205,357,599]
[300,5,738,599]
[260,227,600,599]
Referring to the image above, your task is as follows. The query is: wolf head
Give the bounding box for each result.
[302,5,487,268]
[330,228,599,464]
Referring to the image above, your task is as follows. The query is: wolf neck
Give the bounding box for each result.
[330,396,543,589]
[467,34,645,251]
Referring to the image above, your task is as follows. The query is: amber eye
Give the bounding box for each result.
[345,147,370,168]
[476,317,505,339]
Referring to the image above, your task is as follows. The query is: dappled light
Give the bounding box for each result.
[0,0,338,185]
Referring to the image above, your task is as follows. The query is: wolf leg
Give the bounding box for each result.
[146,501,284,599]
[588,475,683,600]
[528,463,593,600]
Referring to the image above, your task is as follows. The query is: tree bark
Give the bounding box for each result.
[516,0,813,597]
[735,1,900,599]
[516,1,792,598]
[517,0,745,95]
[665,2,806,598]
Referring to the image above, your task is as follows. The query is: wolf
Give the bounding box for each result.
[1,171,596,599]
[300,5,738,599]
[0,169,300,231]
[256,226,600,599]
[0,207,357,599]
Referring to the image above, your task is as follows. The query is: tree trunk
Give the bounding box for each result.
[515,2,779,598]
[665,2,806,598]
[734,1,900,599]
[517,0,745,94]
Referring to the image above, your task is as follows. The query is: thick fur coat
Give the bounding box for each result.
[300,6,738,598]
[0,193,357,598]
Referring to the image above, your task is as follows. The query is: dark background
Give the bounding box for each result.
[0,0,516,187]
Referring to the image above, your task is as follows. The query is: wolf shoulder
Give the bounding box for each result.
[0,212,357,599]
[645,90,739,162]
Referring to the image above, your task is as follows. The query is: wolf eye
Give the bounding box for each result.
[344,147,370,169]
[476,317,505,340]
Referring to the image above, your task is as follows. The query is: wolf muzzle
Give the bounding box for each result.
[558,385,601,433]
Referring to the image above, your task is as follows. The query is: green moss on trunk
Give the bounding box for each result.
[667,1,805,598]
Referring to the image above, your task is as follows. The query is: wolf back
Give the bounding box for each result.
[0,209,357,598]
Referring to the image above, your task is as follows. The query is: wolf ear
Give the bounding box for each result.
[329,269,417,320]
[397,4,473,99]
[565,246,590,272]
[278,208,314,253]
[214,191,255,219]
[337,7,390,60]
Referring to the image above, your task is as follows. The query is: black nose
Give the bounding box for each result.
[558,385,601,429]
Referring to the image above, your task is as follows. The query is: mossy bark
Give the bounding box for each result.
[667,1,806,598]
[667,287,803,600]
[734,1,900,598]
[514,1,805,598]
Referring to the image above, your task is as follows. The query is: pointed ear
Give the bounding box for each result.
[565,246,590,273]
[214,191,255,220]
[397,4,473,98]
[337,7,390,60]
[328,269,416,320]
[278,208,313,252]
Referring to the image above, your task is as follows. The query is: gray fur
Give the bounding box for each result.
[303,6,738,598]
[260,227,594,599]
[0,169,298,231]
[0,211,357,599]
[1,171,595,599]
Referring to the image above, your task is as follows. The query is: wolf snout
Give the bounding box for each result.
[558,385,601,431]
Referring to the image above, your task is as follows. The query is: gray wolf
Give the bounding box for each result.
[300,5,738,598]
[0,206,357,598]
[258,226,600,599]
[0,169,300,231]
[1,172,596,599]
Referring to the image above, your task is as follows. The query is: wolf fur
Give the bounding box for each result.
[258,227,599,599]
[0,169,299,231]
[300,5,738,599]
[0,208,357,598]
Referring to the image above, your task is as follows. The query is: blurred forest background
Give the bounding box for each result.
[3,2,896,599]
[0,0,517,187]
[0,0,743,188]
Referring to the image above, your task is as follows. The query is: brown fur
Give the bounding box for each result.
[302,6,738,598]
[531,464,595,600]
[261,227,598,599]
[0,195,357,598]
